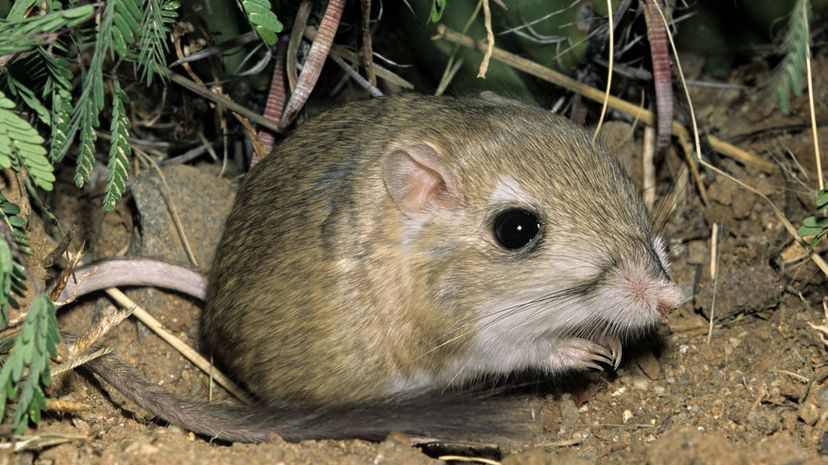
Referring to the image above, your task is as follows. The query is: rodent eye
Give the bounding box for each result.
[493,208,541,250]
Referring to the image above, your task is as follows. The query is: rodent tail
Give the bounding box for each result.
[83,350,524,443]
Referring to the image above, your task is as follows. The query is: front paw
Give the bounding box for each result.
[548,335,622,372]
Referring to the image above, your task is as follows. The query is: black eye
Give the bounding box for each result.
[493,208,541,250]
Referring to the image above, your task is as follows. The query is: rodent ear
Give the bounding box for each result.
[382,142,460,216]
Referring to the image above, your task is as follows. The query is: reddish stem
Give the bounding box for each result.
[642,0,673,155]
[255,36,289,164]
[279,0,346,129]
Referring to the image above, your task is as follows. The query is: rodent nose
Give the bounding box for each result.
[656,283,685,316]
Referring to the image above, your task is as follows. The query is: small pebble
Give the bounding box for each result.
[798,402,820,426]
[637,351,662,380]
[818,387,828,408]
[71,418,90,433]
[746,408,781,435]
[632,377,650,391]
[124,441,160,455]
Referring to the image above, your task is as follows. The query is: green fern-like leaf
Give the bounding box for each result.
[103,82,132,211]
[0,193,30,329]
[137,0,180,86]
[38,49,75,163]
[0,91,55,191]
[239,0,282,46]
[0,294,60,433]
[0,242,15,328]
[111,0,142,59]
[74,109,97,188]
[0,5,94,56]
[41,50,73,99]
[772,0,811,115]
[4,76,50,126]
[68,0,116,186]
[48,89,72,163]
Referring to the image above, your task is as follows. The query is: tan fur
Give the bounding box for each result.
[202,94,662,405]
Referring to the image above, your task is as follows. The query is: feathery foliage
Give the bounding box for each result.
[0,6,94,56]
[70,0,122,188]
[0,193,31,329]
[103,82,132,211]
[137,0,180,85]
[0,91,55,190]
[240,0,283,45]
[0,294,60,433]
[772,0,811,115]
[4,75,50,126]
[41,50,74,164]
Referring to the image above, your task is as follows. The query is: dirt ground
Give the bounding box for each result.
[11,51,828,464]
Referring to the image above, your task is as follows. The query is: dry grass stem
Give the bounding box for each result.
[807,298,828,347]
[477,0,494,78]
[332,45,414,89]
[643,126,656,210]
[436,59,464,97]
[435,0,482,95]
[438,456,501,465]
[361,0,376,86]
[103,288,254,404]
[45,399,92,413]
[435,25,774,172]
[329,53,383,97]
[135,150,198,268]
[195,132,219,162]
[542,437,584,447]
[170,72,282,133]
[676,132,710,205]
[802,5,823,190]
[234,112,268,162]
[710,223,719,279]
[591,0,614,147]
[707,223,719,345]
[0,433,86,452]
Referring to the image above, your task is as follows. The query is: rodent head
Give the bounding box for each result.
[380,101,683,356]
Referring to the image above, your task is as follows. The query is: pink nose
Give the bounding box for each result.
[656,284,685,316]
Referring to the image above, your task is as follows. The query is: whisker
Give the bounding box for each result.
[418,284,592,360]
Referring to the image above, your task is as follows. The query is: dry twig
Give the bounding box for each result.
[434,25,775,172]
[477,0,494,78]
[102,288,254,404]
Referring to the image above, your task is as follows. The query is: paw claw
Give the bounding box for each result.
[547,337,622,373]
[600,335,624,370]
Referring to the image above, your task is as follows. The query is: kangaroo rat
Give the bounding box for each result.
[57,94,683,442]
